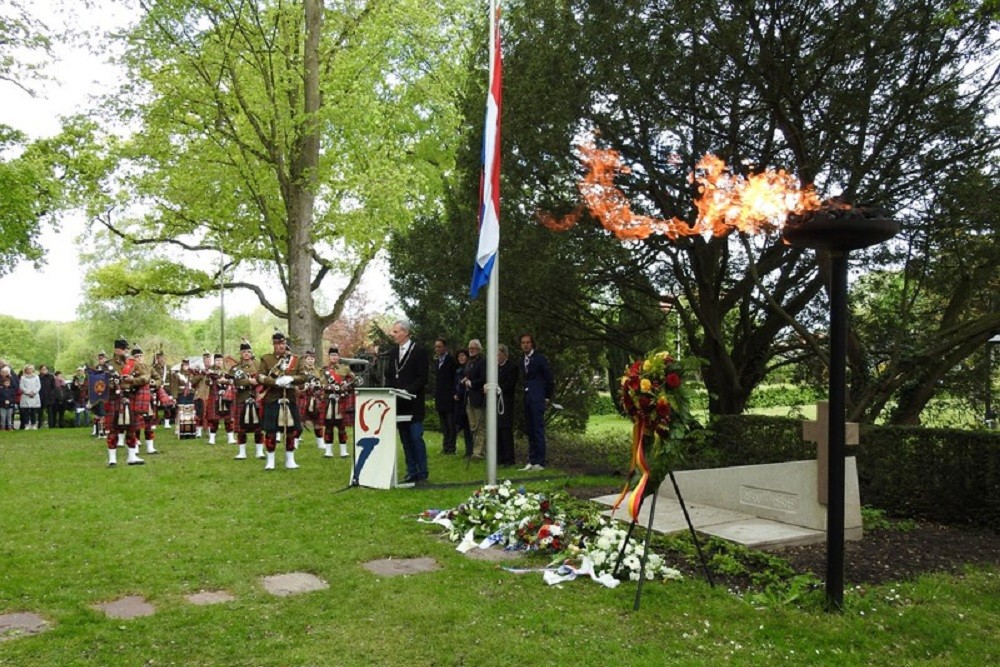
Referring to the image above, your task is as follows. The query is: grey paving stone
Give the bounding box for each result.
[261,572,329,596]
[0,612,49,641]
[185,590,236,605]
[92,595,156,619]
[363,557,441,576]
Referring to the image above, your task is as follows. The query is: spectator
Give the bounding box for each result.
[72,367,90,427]
[19,364,42,430]
[496,343,518,466]
[0,369,16,430]
[519,333,555,471]
[462,339,487,459]
[53,371,73,427]
[453,349,472,457]
[432,338,458,454]
[39,365,56,428]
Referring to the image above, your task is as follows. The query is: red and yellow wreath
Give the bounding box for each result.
[613,351,696,522]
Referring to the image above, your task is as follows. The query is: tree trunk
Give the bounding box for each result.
[286,0,324,353]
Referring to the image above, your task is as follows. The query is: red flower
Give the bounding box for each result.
[638,395,651,410]
[656,396,671,417]
[666,372,681,389]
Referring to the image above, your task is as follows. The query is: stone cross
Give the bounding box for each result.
[802,401,859,505]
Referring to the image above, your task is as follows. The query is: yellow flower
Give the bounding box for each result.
[640,378,652,392]
[642,359,652,372]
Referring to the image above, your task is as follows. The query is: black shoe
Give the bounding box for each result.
[400,474,417,484]
[414,477,429,486]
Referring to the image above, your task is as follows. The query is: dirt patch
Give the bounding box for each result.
[463,547,525,562]
[185,590,236,605]
[0,612,49,642]
[261,572,329,596]
[92,595,156,619]
[775,521,1000,586]
[363,557,441,576]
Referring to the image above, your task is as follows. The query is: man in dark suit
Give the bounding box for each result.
[519,333,554,471]
[432,338,458,454]
[386,320,430,484]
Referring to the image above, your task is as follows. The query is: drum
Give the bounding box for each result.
[176,404,197,439]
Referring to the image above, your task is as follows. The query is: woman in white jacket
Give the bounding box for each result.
[18,365,41,429]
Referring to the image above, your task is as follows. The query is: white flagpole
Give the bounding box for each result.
[485,0,499,485]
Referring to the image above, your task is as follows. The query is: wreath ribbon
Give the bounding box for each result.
[610,420,651,523]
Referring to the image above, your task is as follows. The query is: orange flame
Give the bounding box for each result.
[539,143,822,239]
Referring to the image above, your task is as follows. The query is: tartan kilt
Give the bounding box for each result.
[341,391,356,421]
[231,396,263,432]
[130,385,152,415]
[206,385,235,422]
[298,390,326,422]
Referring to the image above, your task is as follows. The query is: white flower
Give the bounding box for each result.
[596,536,612,551]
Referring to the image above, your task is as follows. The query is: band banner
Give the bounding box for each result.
[86,369,110,407]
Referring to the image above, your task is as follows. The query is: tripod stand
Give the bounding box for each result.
[611,470,714,610]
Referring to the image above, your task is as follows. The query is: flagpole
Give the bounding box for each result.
[485,0,499,486]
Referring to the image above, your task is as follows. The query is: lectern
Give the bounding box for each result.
[350,387,412,489]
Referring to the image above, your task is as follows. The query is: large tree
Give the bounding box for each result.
[80,0,472,350]
[461,0,1000,420]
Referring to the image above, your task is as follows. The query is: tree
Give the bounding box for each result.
[474,0,1000,421]
[79,0,472,351]
[0,0,51,95]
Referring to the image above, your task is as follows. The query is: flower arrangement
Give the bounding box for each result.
[615,350,699,522]
[421,482,684,584]
[619,350,694,441]
[429,481,579,552]
[561,524,683,582]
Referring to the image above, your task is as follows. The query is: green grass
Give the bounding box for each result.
[2,427,998,666]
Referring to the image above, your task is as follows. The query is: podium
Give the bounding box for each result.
[350,387,412,489]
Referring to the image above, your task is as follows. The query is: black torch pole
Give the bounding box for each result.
[826,252,849,611]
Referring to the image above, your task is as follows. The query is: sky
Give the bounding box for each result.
[0,2,396,323]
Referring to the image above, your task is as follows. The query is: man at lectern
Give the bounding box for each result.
[386,320,430,484]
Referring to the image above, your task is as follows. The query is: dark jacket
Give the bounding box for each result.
[521,350,555,404]
[386,340,429,421]
[0,383,16,408]
[433,353,457,412]
[497,360,518,428]
[39,372,57,407]
[463,354,487,408]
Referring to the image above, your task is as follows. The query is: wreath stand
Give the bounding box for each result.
[611,470,715,611]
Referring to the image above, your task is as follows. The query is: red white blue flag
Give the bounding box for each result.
[470,2,502,298]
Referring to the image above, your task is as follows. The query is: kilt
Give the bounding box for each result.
[232,396,263,432]
[206,384,235,422]
[298,390,325,422]
[130,385,152,415]
[262,399,301,433]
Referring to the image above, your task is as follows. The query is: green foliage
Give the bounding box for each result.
[861,505,918,533]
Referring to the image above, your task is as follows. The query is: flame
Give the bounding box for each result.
[539,143,822,240]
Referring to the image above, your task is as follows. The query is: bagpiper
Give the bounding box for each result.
[229,338,264,460]
[322,346,356,459]
[130,347,159,455]
[203,353,236,445]
[152,351,174,428]
[104,338,145,467]
[257,330,306,470]
[296,350,326,452]
[192,351,213,438]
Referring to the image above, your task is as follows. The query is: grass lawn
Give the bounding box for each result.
[1,427,998,666]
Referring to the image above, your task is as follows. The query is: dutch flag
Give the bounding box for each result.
[470,3,502,299]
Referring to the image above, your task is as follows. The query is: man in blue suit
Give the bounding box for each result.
[519,333,554,471]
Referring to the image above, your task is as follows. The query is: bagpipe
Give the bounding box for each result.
[320,369,356,421]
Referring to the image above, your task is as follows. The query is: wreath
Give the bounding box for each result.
[613,350,697,522]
